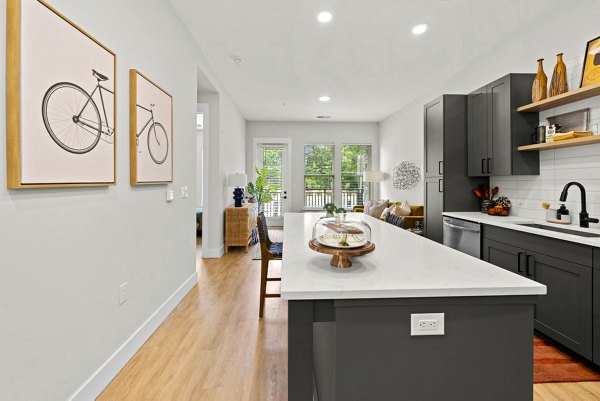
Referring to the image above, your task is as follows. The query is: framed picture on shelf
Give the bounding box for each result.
[6,0,116,188]
[581,35,600,88]
[129,69,173,185]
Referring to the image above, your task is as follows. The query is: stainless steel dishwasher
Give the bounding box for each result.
[442,217,481,259]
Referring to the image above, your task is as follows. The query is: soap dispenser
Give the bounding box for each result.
[556,204,571,224]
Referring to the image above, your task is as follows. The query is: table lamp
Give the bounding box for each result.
[363,171,384,201]
[228,173,247,207]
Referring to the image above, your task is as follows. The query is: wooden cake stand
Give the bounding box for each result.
[308,239,375,268]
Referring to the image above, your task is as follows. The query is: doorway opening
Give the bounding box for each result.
[253,138,291,227]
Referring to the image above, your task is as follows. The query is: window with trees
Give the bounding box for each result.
[341,145,371,209]
[261,146,283,217]
[304,144,334,208]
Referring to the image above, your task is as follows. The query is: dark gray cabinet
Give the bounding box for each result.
[467,74,540,177]
[593,248,600,364]
[424,98,444,178]
[531,251,592,358]
[483,225,593,360]
[424,178,443,243]
[423,95,487,243]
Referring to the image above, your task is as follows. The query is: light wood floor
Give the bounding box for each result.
[98,234,600,401]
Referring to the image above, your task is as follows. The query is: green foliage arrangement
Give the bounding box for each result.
[247,166,273,209]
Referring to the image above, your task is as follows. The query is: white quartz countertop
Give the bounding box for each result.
[281,213,546,300]
[443,212,600,247]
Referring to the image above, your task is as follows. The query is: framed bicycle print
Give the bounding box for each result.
[129,69,173,185]
[6,0,116,188]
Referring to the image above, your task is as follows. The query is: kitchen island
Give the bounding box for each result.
[282,213,546,401]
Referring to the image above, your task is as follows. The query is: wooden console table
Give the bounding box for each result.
[225,203,258,253]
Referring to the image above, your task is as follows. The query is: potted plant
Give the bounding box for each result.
[324,203,337,218]
[247,166,273,212]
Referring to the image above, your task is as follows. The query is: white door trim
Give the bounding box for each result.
[252,137,292,225]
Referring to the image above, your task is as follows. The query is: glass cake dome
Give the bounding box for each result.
[312,217,372,249]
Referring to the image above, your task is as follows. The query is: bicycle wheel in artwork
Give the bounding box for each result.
[6,0,116,188]
[129,69,173,185]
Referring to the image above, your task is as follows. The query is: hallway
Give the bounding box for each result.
[98,239,286,401]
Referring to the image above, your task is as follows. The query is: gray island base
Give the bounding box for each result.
[282,213,545,401]
[289,296,536,401]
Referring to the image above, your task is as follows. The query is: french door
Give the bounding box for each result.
[256,142,291,226]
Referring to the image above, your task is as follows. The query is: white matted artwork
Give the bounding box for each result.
[129,70,173,185]
[7,0,116,188]
[393,162,422,190]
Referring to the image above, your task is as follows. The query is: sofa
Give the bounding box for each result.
[352,202,424,229]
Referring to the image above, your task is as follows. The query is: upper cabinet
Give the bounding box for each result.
[467,74,540,177]
[423,95,488,242]
[424,98,444,178]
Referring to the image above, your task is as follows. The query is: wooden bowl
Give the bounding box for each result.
[308,239,375,268]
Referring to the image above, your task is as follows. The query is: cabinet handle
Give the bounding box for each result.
[517,252,524,273]
[487,158,492,174]
[481,159,486,174]
[438,179,443,193]
[526,255,535,277]
[438,161,444,175]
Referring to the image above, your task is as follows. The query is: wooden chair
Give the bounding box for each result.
[256,212,282,318]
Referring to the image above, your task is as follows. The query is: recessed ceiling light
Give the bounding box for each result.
[317,11,333,23]
[231,55,244,64]
[319,95,331,102]
[412,24,428,35]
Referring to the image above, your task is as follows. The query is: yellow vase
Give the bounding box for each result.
[532,58,547,102]
[550,53,568,97]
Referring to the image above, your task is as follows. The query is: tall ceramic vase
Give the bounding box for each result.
[532,58,547,102]
[550,53,568,97]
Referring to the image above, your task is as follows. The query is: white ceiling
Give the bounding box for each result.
[170,0,563,122]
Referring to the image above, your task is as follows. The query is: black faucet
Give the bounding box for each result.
[559,182,599,228]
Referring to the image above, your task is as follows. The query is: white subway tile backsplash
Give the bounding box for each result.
[555,143,600,159]
[491,114,600,227]
[554,155,600,169]
[556,167,600,180]
[540,149,555,160]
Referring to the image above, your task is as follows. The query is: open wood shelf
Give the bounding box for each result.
[517,83,600,112]
[518,135,600,151]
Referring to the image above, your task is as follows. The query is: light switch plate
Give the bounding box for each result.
[166,190,174,202]
[119,282,128,305]
[180,186,189,199]
[411,313,445,336]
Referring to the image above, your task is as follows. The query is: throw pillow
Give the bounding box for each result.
[364,199,388,218]
[385,213,405,228]
[380,207,391,219]
[393,201,412,217]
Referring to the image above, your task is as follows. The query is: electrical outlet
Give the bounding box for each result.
[119,282,128,305]
[180,186,189,199]
[411,313,445,336]
[166,190,174,202]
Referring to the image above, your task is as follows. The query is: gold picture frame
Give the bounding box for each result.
[129,69,173,185]
[6,0,117,189]
[581,35,600,88]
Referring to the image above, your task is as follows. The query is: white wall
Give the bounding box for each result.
[379,3,600,204]
[246,121,379,212]
[196,127,203,208]
[0,1,244,399]
[221,96,247,211]
[198,92,246,257]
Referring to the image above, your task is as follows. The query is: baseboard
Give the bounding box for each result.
[69,271,199,401]
[202,244,224,258]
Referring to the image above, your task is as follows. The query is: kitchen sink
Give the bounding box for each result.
[516,223,600,238]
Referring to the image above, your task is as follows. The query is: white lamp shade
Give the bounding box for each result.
[364,171,384,182]
[227,173,247,188]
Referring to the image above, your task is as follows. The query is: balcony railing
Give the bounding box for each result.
[263,192,282,218]
[304,189,333,209]
[303,189,364,209]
